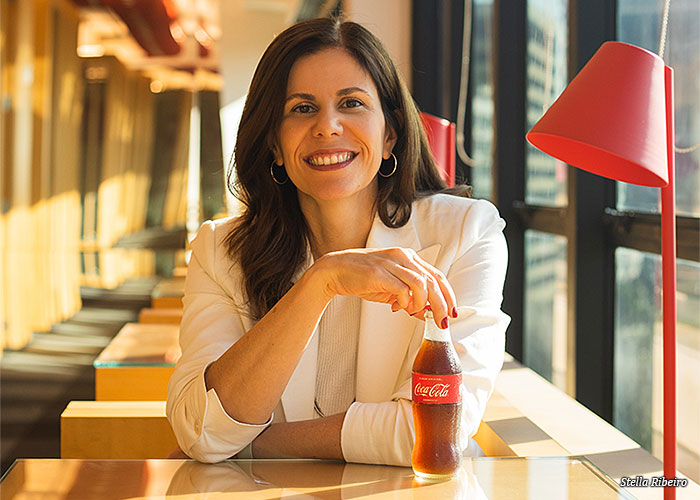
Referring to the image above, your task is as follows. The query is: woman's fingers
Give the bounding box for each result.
[319,248,456,329]
[411,259,458,319]
[383,260,451,329]
[382,249,456,328]
[384,264,429,314]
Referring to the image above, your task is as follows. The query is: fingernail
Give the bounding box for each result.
[441,317,449,329]
[452,306,458,318]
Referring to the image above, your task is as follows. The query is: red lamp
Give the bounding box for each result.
[526,41,677,498]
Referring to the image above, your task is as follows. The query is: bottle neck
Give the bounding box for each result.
[423,313,451,342]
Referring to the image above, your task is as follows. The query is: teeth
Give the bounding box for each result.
[307,152,354,166]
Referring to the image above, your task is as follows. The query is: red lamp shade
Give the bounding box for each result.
[527,42,668,187]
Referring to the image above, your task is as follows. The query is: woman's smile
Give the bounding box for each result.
[304,150,359,171]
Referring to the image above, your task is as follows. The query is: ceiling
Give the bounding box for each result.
[69,0,334,91]
[71,0,220,72]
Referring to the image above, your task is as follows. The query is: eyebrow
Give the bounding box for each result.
[285,87,372,103]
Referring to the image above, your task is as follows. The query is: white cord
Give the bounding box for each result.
[455,0,478,167]
[658,0,671,59]
[658,0,699,155]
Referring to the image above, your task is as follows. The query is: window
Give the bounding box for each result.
[524,230,568,390]
[469,0,494,200]
[617,0,700,217]
[525,0,568,207]
[614,249,700,477]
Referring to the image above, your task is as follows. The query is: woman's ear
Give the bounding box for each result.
[383,124,398,159]
[269,142,284,165]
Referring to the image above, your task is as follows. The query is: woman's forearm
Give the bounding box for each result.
[252,412,346,460]
[205,263,333,425]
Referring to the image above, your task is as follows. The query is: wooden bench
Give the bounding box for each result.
[151,277,185,309]
[61,401,177,459]
[94,323,180,401]
[172,266,187,278]
[138,307,183,324]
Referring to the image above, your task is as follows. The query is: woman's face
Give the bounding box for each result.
[274,47,396,204]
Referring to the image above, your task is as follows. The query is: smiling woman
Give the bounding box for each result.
[166,17,510,467]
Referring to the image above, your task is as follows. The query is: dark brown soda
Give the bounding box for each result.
[412,338,461,375]
[412,402,462,475]
[412,338,463,478]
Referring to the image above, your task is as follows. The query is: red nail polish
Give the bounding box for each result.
[441,317,449,329]
[452,306,458,318]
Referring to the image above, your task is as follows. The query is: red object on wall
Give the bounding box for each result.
[420,112,456,187]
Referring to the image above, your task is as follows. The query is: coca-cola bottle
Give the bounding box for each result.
[411,310,463,480]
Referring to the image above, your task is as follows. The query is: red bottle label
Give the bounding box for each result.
[412,373,462,404]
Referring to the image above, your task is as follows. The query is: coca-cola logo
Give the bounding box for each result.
[414,382,451,398]
[412,373,462,404]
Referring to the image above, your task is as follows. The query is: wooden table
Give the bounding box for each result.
[138,307,183,324]
[0,457,636,499]
[151,277,185,309]
[93,323,180,401]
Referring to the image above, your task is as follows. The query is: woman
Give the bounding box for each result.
[166,17,509,466]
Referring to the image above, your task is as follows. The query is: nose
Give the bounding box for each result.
[311,107,342,137]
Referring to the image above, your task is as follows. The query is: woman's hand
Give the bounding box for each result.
[313,247,457,328]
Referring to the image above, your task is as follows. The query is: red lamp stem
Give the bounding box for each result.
[662,65,677,500]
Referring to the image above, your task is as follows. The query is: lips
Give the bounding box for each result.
[304,150,358,171]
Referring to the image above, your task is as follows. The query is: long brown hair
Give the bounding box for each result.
[226,17,469,320]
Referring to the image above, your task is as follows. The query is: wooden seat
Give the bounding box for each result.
[94,323,180,401]
[138,307,183,324]
[61,401,177,459]
[151,277,185,309]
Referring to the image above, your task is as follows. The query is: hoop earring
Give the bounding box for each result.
[378,153,397,178]
[270,161,288,185]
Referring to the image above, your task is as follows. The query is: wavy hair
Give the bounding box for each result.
[226,17,469,320]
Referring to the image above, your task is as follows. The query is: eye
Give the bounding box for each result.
[291,103,315,114]
[341,97,364,109]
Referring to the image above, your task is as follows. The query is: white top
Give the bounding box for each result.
[314,294,362,418]
[166,194,510,466]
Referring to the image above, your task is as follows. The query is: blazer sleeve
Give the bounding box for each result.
[340,200,509,466]
[448,200,509,440]
[166,221,272,463]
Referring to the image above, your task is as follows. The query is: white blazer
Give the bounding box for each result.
[167,194,510,465]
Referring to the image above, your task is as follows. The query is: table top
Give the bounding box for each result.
[93,323,181,368]
[152,277,186,298]
[0,456,636,499]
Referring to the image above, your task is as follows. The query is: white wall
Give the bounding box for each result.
[217,0,302,213]
[344,0,413,89]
